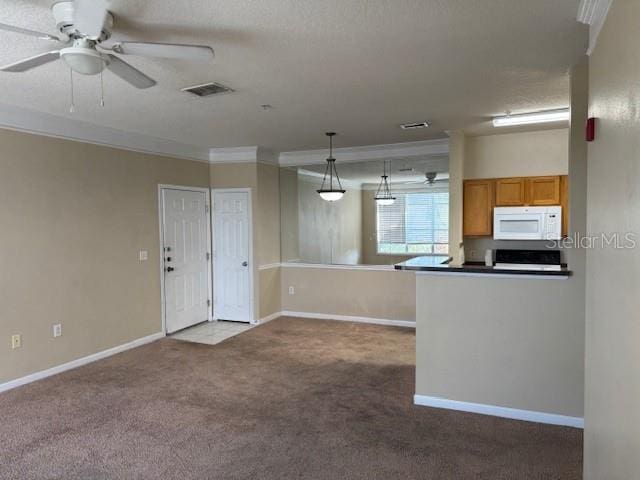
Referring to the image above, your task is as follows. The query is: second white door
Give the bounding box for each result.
[213,190,252,322]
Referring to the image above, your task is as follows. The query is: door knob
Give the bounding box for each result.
[242,261,248,267]
[166,266,175,272]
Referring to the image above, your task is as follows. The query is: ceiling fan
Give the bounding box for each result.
[0,0,215,89]
[404,172,449,186]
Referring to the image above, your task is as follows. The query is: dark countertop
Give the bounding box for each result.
[394,257,572,277]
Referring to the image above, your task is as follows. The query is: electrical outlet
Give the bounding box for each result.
[139,250,148,261]
[53,323,62,338]
[288,286,295,295]
[11,334,21,349]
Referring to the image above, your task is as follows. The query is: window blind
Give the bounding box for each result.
[376,190,449,255]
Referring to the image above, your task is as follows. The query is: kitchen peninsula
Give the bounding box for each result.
[398,252,583,427]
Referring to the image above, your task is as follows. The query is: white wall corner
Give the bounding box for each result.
[209,146,259,164]
[577,0,613,55]
[257,147,280,165]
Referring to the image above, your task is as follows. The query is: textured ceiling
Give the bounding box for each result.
[0,0,587,151]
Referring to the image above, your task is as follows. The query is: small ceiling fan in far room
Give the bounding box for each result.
[404,172,448,186]
[0,0,215,89]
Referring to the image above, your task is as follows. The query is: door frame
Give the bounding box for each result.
[211,187,255,323]
[158,184,213,335]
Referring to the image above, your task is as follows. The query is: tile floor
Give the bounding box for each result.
[169,320,254,345]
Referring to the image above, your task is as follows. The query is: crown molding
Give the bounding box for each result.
[0,102,210,163]
[209,146,259,164]
[279,138,449,167]
[577,0,613,55]
[297,168,362,189]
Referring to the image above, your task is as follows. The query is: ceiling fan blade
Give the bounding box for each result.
[0,51,60,72]
[112,42,215,61]
[74,0,109,39]
[0,22,60,42]
[106,55,156,89]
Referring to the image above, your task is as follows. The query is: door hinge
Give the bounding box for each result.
[205,204,210,213]
[207,299,211,307]
[206,252,211,261]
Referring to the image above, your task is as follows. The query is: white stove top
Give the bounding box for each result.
[494,263,562,271]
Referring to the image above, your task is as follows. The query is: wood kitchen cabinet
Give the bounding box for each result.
[463,174,569,237]
[495,177,526,206]
[463,179,494,236]
[526,176,561,205]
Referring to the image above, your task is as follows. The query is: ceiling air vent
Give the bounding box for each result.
[400,121,430,130]
[181,82,234,97]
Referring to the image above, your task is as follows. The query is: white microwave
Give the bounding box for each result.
[493,206,562,240]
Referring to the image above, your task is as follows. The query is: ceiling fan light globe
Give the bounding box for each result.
[60,47,107,75]
[318,191,345,202]
[375,197,395,206]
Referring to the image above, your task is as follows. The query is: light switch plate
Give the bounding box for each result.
[289,286,295,295]
[11,334,21,349]
[139,250,148,261]
[53,324,62,338]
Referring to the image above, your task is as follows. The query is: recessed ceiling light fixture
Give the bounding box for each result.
[400,121,430,130]
[317,132,346,202]
[492,108,570,127]
[375,160,396,206]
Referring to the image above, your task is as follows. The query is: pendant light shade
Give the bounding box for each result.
[375,160,396,205]
[317,132,346,202]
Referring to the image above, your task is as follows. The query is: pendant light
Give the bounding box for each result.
[374,160,396,206]
[317,132,346,202]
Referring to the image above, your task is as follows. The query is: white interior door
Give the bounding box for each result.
[162,188,210,334]
[213,190,252,322]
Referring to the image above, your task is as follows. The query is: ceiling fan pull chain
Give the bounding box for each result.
[69,69,75,113]
[99,71,105,107]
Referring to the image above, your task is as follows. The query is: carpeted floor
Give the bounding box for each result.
[0,317,582,479]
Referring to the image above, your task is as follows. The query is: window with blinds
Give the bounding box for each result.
[376,190,449,255]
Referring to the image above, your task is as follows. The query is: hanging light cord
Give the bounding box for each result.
[319,133,344,192]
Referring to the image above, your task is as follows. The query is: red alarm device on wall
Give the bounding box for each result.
[586,117,596,141]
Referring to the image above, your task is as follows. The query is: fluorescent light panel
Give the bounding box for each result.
[492,108,570,127]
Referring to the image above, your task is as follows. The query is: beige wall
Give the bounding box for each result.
[279,168,300,262]
[0,129,209,384]
[259,267,281,318]
[281,266,415,321]
[415,273,585,417]
[256,163,281,318]
[297,175,362,265]
[584,1,640,478]
[464,128,569,179]
[256,163,281,266]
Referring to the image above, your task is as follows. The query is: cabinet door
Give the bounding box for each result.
[528,176,561,205]
[463,180,494,236]
[495,178,526,206]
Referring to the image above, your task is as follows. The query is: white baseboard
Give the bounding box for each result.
[280,310,416,328]
[0,332,165,394]
[413,394,584,428]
